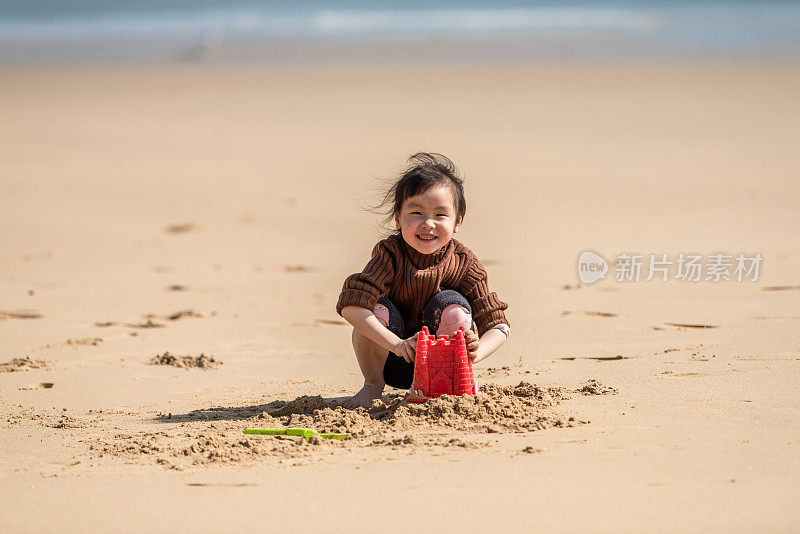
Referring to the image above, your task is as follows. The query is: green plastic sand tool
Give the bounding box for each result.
[244,427,349,441]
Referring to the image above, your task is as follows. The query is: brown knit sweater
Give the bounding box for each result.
[336,234,509,336]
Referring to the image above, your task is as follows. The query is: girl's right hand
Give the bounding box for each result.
[392,332,419,363]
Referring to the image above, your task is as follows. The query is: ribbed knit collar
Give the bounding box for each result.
[398,234,453,269]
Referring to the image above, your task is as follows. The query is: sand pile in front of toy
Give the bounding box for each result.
[85,380,613,469]
[274,382,572,436]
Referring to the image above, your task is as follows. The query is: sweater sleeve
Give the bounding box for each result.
[458,256,509,336]
[336,239,396,316]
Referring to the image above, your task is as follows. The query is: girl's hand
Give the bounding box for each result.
[464,329,479,362]
[392,332,419,363]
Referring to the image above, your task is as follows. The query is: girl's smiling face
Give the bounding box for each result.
[395,185,461,255]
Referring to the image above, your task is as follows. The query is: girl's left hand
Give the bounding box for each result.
[464,329,479,361]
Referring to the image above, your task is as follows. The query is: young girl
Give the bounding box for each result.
[337,153,510,409]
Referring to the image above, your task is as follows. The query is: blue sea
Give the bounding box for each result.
[1,1,799,64]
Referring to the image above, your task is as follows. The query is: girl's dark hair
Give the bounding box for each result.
[378,152,466,232]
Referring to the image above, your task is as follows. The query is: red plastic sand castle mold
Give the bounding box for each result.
[407,326,476,402]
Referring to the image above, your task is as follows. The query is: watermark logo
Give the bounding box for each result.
[577,250,609,284]
[577,251,763,284]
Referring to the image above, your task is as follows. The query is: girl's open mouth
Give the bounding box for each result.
[416,234,437,241]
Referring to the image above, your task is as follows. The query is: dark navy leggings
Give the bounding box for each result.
[377,289,472,389]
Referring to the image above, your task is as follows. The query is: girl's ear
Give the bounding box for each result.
[454,216,462,233]
[394,213,400,230]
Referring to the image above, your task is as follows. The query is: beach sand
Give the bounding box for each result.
[1,63,799,532]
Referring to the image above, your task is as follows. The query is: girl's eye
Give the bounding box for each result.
[436,214,447,218]
[411,211,422,215]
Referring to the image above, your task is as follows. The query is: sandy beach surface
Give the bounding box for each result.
[1,63,799,532]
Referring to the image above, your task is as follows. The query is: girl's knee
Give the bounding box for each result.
[352,327,380,350]
[436,304,472,337]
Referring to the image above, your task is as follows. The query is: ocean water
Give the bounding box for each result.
[1,0,799,64]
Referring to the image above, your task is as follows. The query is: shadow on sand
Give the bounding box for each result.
[151,394,356,424]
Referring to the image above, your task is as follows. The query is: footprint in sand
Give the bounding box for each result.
[761,285,800,291]
[166,285,189,291]
[559,355,633,362]
[165,309,213,321]
[19,382,54,390]
[186,483,256,487]
[560,311,618,318]
[97,310,212,330]
[124,319,166,329]
[664,322,718,329]
[164,223,197,234]
[313,319,348,327]
[283,264,319,273]
[66,337,103,346]
[99,310,211,330]
[653,348,680,355]
[0,310,43,320]
[560,284,621,292]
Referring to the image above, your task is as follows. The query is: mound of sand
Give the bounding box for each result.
[149,352,221,370]
[278,382,574,438]
[86,381,610,469]
[0,356,49,372]
[576,379,618,396]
